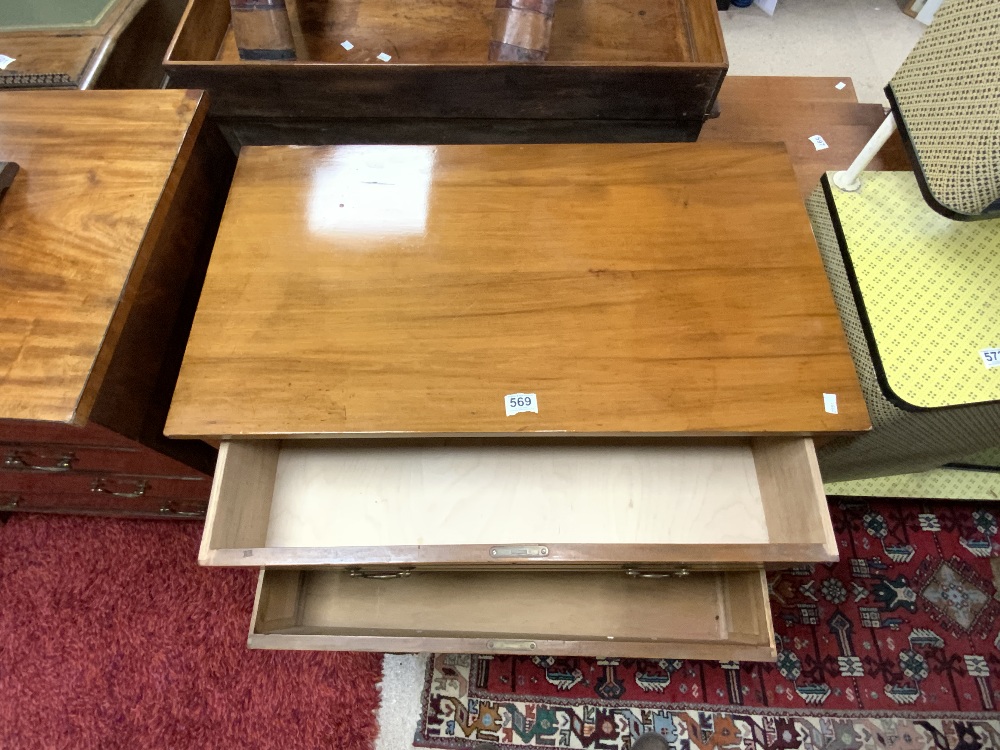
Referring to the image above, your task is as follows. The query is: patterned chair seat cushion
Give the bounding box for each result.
[807,172,1000,481]
[887,0,1000,219]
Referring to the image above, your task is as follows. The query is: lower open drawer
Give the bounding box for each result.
[249,567,776,661]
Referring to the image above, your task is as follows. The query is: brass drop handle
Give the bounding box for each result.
[0,496,19,511]
[91,478,148,498]
[159,502,205,518]
[625,567,691,579]
[4,451,75,472]
[348,569,412,580]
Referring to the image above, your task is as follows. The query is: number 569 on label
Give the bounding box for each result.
[505,392,538,416]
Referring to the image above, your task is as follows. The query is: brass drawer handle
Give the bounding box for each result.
[0,495,19,511]
[625,567,691,579]
[4,451,75,472]
[487,639,537,651]
[91,478,148,498]
[490,545,549,559]
[348,568,413,580]
[159,503,206,518]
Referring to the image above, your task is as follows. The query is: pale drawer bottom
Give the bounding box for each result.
[249,568,776,661]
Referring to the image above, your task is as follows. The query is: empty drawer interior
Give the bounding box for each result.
[202,437,835,567]
[250,567,776,660]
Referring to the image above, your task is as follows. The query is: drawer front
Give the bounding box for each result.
[200,437,836,569]
[249,568,776,661]
[0,469,210,500]
[0,491,207,519]
[1,444,208,479]
[0,420,136,448]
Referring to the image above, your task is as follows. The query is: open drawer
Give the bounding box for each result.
[250,567,776,660]
[200,437,836,570]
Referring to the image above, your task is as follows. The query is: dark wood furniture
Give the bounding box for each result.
[0,89,234,519]
[163,0,728,148]
[0,0,187,90]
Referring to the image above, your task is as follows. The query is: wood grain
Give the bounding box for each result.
[249,568,775,660]
[0,90,202,424]
[229,0,297,60]
[263,440,768,548]
[209,0,713,63]
[701,76,910,198]
[0,34,99,87]
[200,440,279,562]
[164,0,725,125]
[753,437,836,555]
[167,143,869,438]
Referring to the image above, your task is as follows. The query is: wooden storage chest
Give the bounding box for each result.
[163,0,728,146]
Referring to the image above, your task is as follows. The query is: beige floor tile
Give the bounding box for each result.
[721,0,924,103]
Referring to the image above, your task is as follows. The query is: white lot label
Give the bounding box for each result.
[377,52,392,61]
[823,393,839,414]
[835,81,847,90]
[981,347,1000,369]
[809,135,830,151]
[0,55,15,70]
[505,393,538,416]
[341,40,354,50]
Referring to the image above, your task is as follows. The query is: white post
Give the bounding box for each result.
[832,112,898,192]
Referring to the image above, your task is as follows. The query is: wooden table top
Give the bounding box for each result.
[165,142,869,438]
[701,76,909,199]
[0,89,207,424]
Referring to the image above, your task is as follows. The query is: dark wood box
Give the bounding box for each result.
[163,0,728,147]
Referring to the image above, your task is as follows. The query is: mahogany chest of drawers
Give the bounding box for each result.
[0,90,234,519]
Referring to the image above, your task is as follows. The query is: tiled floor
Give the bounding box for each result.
[372,4,929,747]
[721,0,925,103]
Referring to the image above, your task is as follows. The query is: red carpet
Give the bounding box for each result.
[0,515,382,749]
[416,499,1000,749]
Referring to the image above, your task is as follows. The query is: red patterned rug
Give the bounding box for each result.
[0,515,381,749]
[416,499,1000,749]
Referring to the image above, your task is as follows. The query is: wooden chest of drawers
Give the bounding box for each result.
[162,0,727,147]
[165,142,869,658]
[0,90,234,519]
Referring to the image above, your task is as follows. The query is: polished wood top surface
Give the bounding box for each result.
[701,76,909,199]
[0,89,206,424]
[166,142,869,438]
[210,0,724,64]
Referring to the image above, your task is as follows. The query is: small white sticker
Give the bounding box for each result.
[835,81,847,90]
[809,135,830,151]
[505,392,538,417]
[981,347,1000,369]
[0,54,15,70]
[377,52,392,62]
[823,393,839,414]
[340,40,354,50]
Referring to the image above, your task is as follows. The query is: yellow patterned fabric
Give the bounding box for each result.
[827,171,1000,409]
[806,181,1000,481]
[826,467,1000,501]
[888,0,1000,217]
